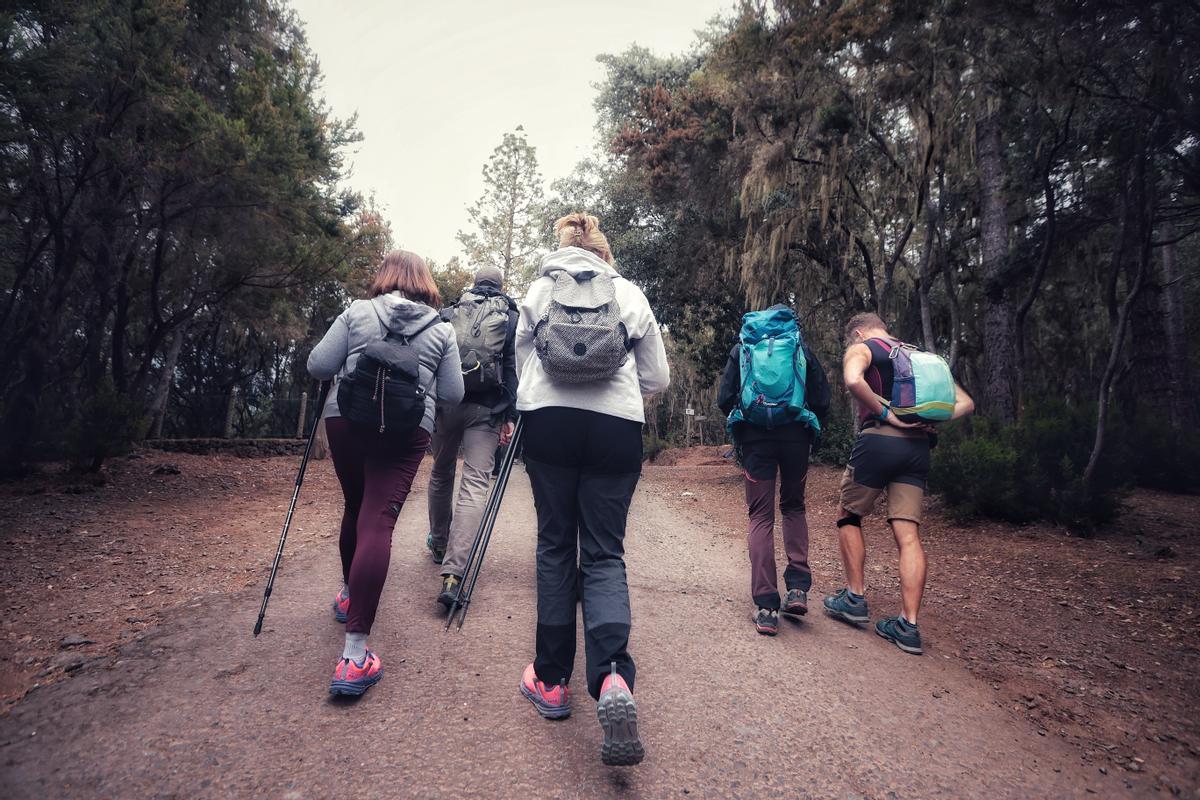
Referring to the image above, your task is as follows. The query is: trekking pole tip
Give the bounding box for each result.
[253,619,262,637]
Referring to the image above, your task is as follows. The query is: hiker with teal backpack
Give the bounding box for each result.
[426,265,519,608]
[823,312,974,655]
[717,304,830,636]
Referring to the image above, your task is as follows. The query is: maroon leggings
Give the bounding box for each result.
[325,416,430,634]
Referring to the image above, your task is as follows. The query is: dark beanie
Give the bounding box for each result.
[473,265,503,289]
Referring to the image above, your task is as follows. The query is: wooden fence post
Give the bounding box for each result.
[296,391,308,439]
[223,386,239,439]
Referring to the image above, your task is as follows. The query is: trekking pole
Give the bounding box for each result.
[446,415,524,630]
[253,380,330,636]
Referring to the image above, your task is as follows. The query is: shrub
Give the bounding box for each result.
[930,400,1126,532]
[64,378,145,472]
[1118,418,1200,494]
[642,432,670,462]
[812,410,856,466]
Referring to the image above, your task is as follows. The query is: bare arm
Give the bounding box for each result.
[843,343,882,415]
[843,342,922,429]
[951,383,975,420]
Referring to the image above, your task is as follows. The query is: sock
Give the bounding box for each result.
[342,632,367,664]
[847,588,865,602]
[900,616,918,629]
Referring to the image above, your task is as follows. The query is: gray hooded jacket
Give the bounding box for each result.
[307,292,464,434]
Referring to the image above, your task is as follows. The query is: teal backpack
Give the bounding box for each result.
[873,338,956,422]
[727,307,820,433]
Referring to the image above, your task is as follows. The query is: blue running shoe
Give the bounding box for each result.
[823,588,869,625]
[875,616,923,655]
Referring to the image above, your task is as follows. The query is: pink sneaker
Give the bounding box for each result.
[597,664,644,766]
[519,663,570,719]
[332,586,349,624]
[329,651,382,696]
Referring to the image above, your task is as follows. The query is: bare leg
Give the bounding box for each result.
[836,505,867,595]
[890,519,926,624]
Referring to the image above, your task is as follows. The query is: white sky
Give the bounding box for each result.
[290,0,730,264]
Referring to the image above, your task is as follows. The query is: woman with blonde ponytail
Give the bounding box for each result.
[513,212,669,766]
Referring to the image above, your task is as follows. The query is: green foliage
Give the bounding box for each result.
[429,257,474,309]
[0,0,375,465]
[1118,420,1200,495]
[65,379,145,472]
[930,402,1126,532]
[812,410,856,467]
[642,432,670,463]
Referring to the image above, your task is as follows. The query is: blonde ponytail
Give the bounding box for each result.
[553,212,614,264]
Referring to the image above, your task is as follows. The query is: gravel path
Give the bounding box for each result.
[0,462,1105,798]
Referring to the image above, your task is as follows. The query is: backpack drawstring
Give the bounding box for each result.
[373,366,390,433]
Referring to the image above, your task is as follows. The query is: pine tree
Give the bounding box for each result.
[456,127,546,296]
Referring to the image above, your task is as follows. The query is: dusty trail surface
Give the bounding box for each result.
[0,449,1192,798]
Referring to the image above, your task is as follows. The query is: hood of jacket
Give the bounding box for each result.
[540,246,619,280]
[370,291,441,336]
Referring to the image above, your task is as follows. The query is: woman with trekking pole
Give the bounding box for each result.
[514,213,669,766]
[307,250,463,696]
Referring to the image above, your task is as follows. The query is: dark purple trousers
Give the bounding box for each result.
[740,432,813,610]
[326,416,430,634]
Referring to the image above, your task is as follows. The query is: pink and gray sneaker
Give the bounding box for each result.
[597,663,644,766]
[519,663,570,720]
[329,651,382,696]
[332,586,350,624]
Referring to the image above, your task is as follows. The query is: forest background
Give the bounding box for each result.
[2,0,1197,530]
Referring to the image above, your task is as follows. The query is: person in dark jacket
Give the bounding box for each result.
[426,265,519,607]
[717,304,830,636]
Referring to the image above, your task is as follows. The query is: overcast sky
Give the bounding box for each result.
[289,0,730,265]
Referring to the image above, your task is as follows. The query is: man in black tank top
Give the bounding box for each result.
[822,312,974,656]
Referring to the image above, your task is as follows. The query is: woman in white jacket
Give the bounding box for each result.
[515,213,669,766]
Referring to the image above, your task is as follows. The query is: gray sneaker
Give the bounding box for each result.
[875,616,923,655]
[426,532,445,565]
[782,588,808,617]
[754,607,779,636]
[823,588,869,625]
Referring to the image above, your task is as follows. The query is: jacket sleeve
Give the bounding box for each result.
[633,319,670,396]
[306,309,351,381]
[435,325,465,407]
[515,281,545,379]
[803,345,832,422]
[716,343,741,415]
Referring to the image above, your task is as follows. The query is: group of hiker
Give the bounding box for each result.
[304,211,973,767]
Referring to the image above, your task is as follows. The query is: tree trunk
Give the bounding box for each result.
[148,323,186,439]
[976,108,1018,423]
[918,185,939,350]
[1159,221,1193,428]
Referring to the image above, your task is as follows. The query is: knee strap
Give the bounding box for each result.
[836,513,862,529]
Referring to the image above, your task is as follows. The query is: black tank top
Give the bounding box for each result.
[858,338,895,425]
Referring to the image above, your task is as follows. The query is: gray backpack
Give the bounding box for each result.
[534,269,630,384]
[446,290,511,392]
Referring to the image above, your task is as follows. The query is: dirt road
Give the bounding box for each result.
[0,458,1139,797]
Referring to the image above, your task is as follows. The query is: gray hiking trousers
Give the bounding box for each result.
[522,407,642,700]
[427,402,500,577]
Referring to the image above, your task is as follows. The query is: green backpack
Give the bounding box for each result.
[873,338,956,422]
[446,290,511,392]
